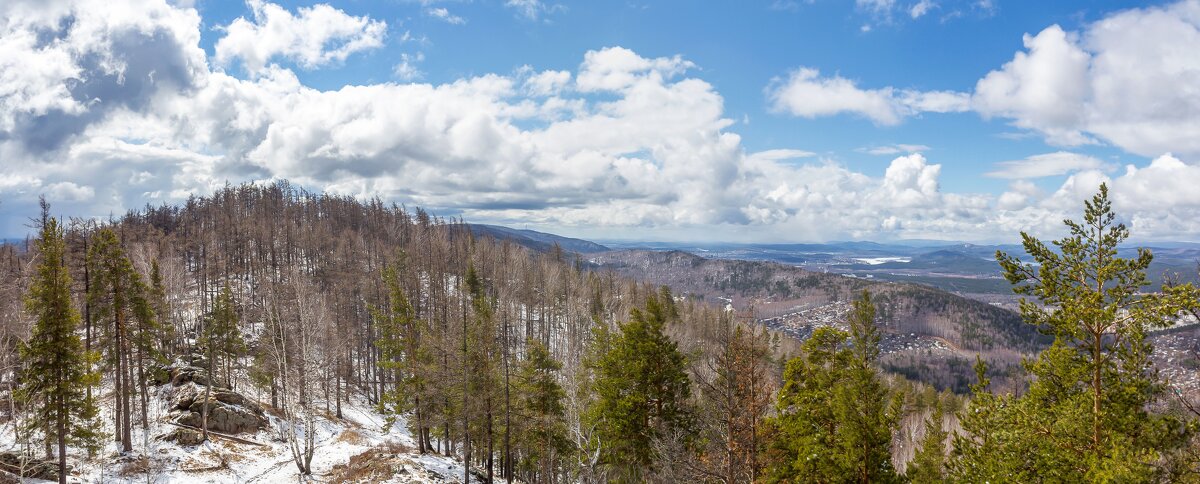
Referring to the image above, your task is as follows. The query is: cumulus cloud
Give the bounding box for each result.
[0,0,206,153]
[973,1,1200,157]
[767,68,968,125]
[773,1,1200,160]
[214,0,386,73]
[393,52,425,81]
[973,25,1093,146]
[519,68,571,97]
[576,47,694,92]
[2,0,1200,242]
[985,151,1110,179]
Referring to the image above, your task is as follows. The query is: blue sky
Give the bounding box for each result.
[1,0,1198,242]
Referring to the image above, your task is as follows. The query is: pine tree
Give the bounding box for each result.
[950,184,1199,480]
[762,326,849,482]
[374,258,433,452]
[17,203,102,484]
[762,291,900,483]
[836,290,901,482]
[907,398,947,483]
[147,259,176,357]
[87,227,148,453]
[198,283,245,440]
[585,290,693,481]
[515,339,572,483]
[464,263,502,483]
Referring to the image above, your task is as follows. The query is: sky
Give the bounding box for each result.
[1,0,1199,243]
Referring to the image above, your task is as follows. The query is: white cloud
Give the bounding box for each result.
[505,0,563,21]
[910,0,936,18]
[767,68,968,125]
[861,144,929,155]
[214,0,386,73]
[973,25,1092,146]
[878,153,941,208]
[772,1,1200,161]
[985,151,1110,179]
[972,1,1200,157]
[576,47,694,92]
[45,181,95,202]
[426,7,465,25]
[393,52,425,81]
[858,0,896,15]
[997,180,1040,210]
[4,0,1200,242]
[520,68,571,97]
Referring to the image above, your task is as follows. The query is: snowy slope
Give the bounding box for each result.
[0,379,471,483]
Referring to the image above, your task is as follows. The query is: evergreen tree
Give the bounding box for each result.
[17,204,102,484]
[762,291,900,483]
[837,290,901,482]
[762,326,848,482]
[147,259,176,357]
[374,258,433,452]
[515,339,572,483]
[198,283,245,440]
[462,263,503,482]
[950,184,1199,480]
[585,290,692,481]
[87,227,153,453]
[907,398,947,483]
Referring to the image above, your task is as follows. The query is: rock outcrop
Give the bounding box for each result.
[155,363,268,440]
[0,451,64,481]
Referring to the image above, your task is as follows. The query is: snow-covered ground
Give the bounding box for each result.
[0,380,470,483]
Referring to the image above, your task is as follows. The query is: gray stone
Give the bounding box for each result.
[169,366,209,387]
[160,428,205,446]
[173,391,268,435]
[0,451,63,481]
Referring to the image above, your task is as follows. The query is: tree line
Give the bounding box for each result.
[3,182,1200,482]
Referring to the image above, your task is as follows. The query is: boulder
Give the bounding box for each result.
[160,428,205,446]
[170,384,199,411]
[0,451,63,481]
[173,390,268,435]
[168,366,208,387]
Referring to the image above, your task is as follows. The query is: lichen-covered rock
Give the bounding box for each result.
[168,366,208,387]
[0,451,64,481]
[172,390,268,435]
[160,427,206,446]
[170,383,199,410]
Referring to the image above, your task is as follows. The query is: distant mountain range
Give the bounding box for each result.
[470,227,1200,297]
[467,224,610,254]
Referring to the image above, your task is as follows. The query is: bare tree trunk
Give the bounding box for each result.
[57,392,66,484]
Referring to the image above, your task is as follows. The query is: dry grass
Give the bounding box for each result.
[334,429,368,446]
[327,441,415,483]
[117,455,152,477]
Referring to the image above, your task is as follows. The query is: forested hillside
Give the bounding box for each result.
[0,182,796,482]
[588,250,1040,353]
[3,182,1200,483]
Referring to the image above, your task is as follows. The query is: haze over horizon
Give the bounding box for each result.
[2,0,1200,243]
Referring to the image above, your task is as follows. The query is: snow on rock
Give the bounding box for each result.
[0,377,469,483]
